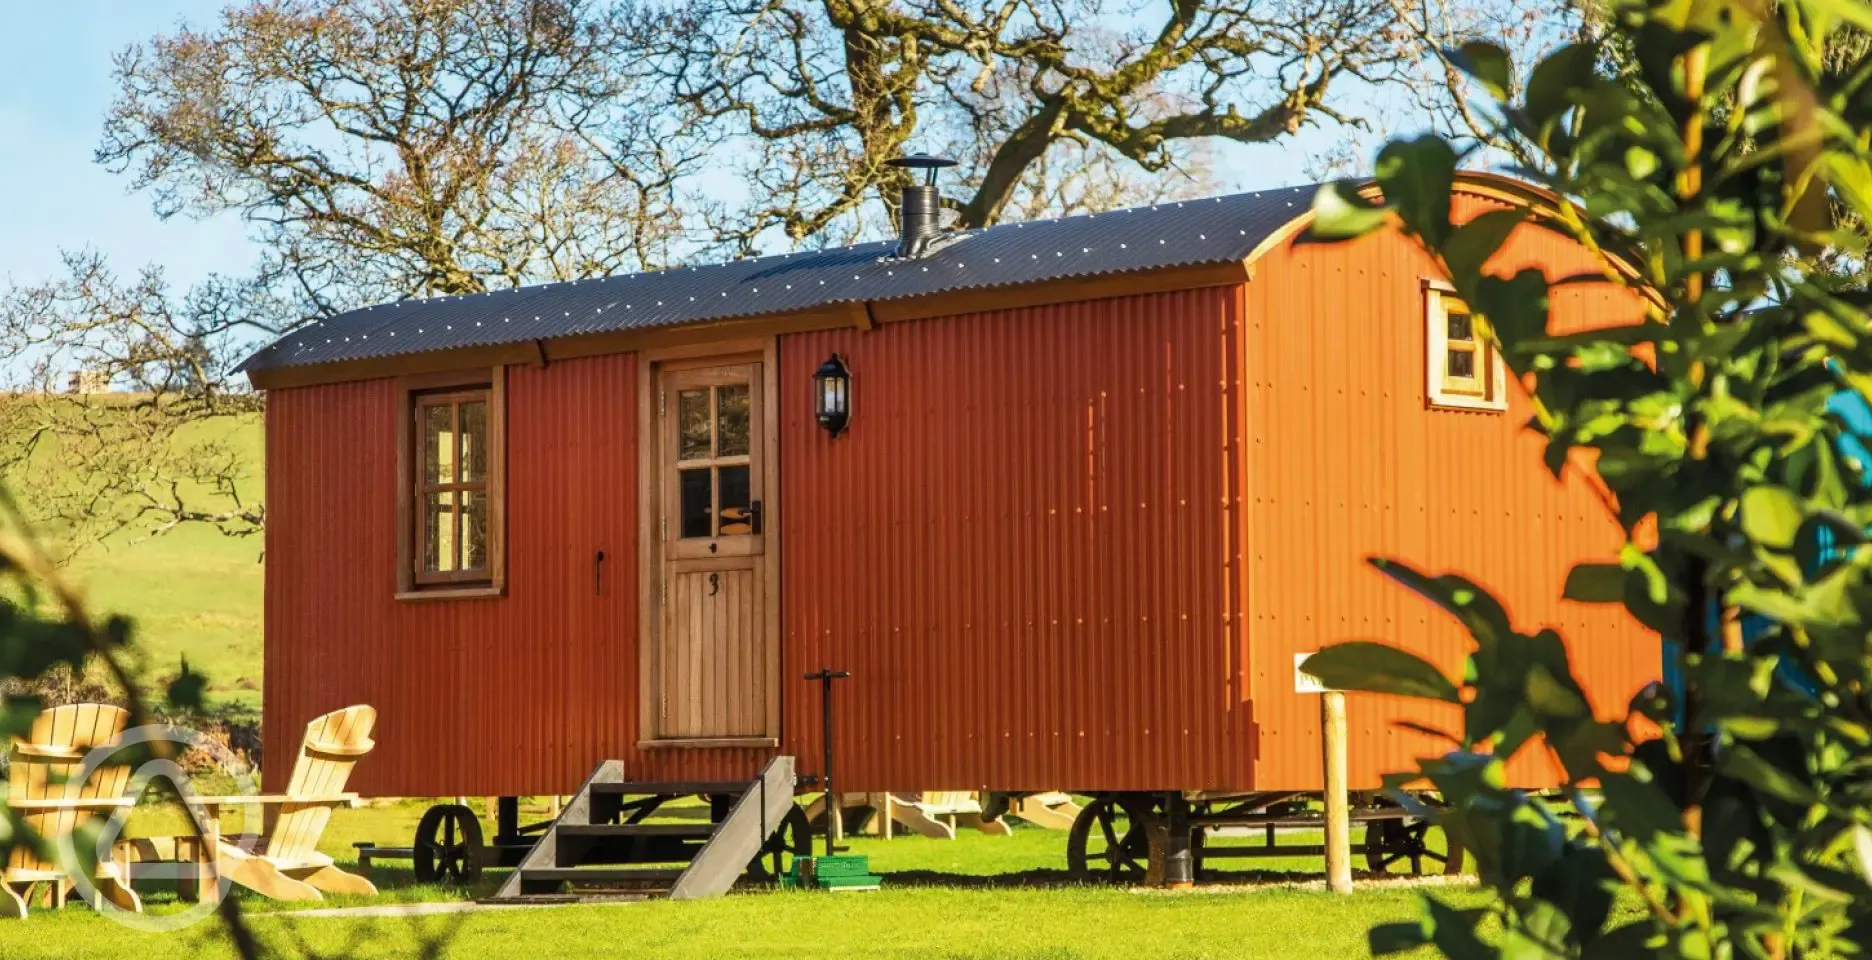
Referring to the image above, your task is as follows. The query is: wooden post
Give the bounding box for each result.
[1321,690,1353,894]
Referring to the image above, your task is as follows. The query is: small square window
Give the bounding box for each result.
[1426,284,1507,412]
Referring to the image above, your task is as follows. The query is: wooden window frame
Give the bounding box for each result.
[1425,281,1508,412]
[397,367,507,600]
[664,365,765,561]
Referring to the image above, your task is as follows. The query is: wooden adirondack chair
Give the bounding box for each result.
[152,705,378,903]
[4,703,144,918]
[1007,792,1083,830]
[808,791,1013,840]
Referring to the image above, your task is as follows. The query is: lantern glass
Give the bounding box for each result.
[813,354,851,436]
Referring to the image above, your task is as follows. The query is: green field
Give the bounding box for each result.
[36,414,266,709]
[0,801,1491,960]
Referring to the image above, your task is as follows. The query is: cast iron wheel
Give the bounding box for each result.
[413,803,485,885]
[746,805,812,881]
[1067,794,1156,884]
[1364,817,1462,877]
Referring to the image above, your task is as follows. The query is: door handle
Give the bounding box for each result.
[749,499,763,535]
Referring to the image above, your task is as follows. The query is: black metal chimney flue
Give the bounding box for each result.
[886,154,956,258]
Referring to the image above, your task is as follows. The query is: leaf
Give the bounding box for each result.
[1794,510,1865,575]
[1853,824,1872,884]
[1562,563,1626,603]
[1523,43,1597,128]
[1526,664,1591,719]
[1448,42,1513,100]
[1392,719,1460,744]
[1443,209,1527,285]
[1369,557,1515,648]
[1497,802,1567,881]
[1504,900,1577,959]
[1720,743,1818,805]
[1374,136,1457,245]
[1597,769,1682,842]
[1302,643,1461,702]
[1740,485,1804,549]
[1530,853,1615,947]
[1305,181,1390,241]
[1470,268,1552,347]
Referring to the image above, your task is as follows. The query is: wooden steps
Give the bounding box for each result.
[556,823,717,839]
[519,866,687,885]
[485,756,798,904]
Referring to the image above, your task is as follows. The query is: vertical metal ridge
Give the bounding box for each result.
[779,287,1244,792]
[1238,193,1659,790]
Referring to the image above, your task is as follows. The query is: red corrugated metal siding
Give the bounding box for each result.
[264,192,1655,798]
[1239,191,1659,791]
[264,354,775,796]
[779,288,1252,793]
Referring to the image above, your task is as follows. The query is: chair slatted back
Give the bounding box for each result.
[263,705,375,864]
[918,791,978,812]
[5,704,132,875]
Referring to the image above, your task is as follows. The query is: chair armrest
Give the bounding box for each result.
[11,743,93,760]
[11,797,138,810]
[303,737,374,759]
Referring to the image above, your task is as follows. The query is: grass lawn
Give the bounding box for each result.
[0,800,1495,960]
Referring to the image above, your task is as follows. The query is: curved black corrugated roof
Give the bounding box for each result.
[238,182,1324,374]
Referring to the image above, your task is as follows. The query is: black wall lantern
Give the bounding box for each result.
[813,354,852,437]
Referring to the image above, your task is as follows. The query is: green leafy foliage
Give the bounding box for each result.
[1302,643,1460,702]
[1305,0,1872,955]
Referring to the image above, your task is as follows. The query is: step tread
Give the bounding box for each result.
[558,823,717,838]
[590,780,750,796]
[520,866,687,883]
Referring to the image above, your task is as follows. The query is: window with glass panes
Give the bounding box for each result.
[673,381,755,540]
[1426,285,1507,412]
[413,389,493,584]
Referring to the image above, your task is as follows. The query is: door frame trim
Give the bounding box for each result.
[637,337,782,745]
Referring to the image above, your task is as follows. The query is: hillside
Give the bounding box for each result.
[33,411,266,710]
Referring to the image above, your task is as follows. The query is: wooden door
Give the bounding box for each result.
[652,362,772,742]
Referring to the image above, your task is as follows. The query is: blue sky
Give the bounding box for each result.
[0,2,1378,295]
[1,1,252,291]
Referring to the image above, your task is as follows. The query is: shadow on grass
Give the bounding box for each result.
[867,866,1337,890]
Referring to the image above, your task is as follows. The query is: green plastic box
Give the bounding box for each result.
[783,855,881,891]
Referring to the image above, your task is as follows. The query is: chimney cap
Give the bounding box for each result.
[886,153,957,171]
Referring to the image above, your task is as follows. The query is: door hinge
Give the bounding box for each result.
[661,514,668,541]
[658,389,666,417]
